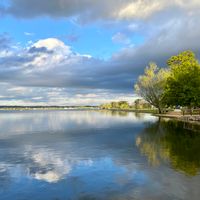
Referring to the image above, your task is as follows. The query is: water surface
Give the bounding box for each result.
[0,110,200,200]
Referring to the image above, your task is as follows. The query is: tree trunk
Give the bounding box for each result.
[158,107,162,114]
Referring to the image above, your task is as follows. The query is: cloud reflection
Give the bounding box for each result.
[0,111,200,199]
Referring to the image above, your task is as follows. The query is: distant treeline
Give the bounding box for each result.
[100,99,152,110]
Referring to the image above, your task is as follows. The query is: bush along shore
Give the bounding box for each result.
[100,99,158,113]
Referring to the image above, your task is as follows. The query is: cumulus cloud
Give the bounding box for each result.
[1,11,200,106]
[0,37,135,91]
[0,37,137,105]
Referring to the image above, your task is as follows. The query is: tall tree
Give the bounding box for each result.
[134,63,169,113]
[164,50,200,108]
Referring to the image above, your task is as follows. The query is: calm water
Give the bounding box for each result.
[0,110,200,200]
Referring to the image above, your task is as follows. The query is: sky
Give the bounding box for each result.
[0,0,200,106]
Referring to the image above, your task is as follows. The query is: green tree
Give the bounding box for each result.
[134,99,152,109]
[100,103,112,109]
[100,101,130,110]
[118,101,129,109]
[164,50,200,108]
[134,63,169,113]
[134,99,141,109]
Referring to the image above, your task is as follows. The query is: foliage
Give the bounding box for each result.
[135,50,200,110]
[100,101,130,110]
[134,63,169,113]
[100,100,153,110]
[164,50,200,107]
[134,99,152,109]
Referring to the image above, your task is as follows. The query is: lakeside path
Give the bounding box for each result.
[155,111,200,126]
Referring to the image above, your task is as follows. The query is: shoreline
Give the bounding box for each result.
[99,108,158,114]
[1,107,200,126]
[155,113,200,126]
[101,109,200,126]
[0,107,157,113]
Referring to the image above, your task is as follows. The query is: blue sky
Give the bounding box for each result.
[0,0,200,105]
[1,16,144,59]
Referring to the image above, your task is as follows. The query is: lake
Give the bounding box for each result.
[0,110,200,200]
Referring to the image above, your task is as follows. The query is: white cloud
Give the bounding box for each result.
[33,38,69,52]
[117,0,166,19]
[22,38,92,74]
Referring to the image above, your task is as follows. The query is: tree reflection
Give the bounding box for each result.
[99,110,149,119]
[99,110,129,117]
[136,119,200,176]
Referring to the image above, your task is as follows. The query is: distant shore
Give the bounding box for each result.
[0,106,158,113]
[0,106,99,111]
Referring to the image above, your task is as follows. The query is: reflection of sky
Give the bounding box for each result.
[0,111,200,200]
[1,144,151,199]
[0,156,148,200]
[0,110,157,138]
[0,147,149,199]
